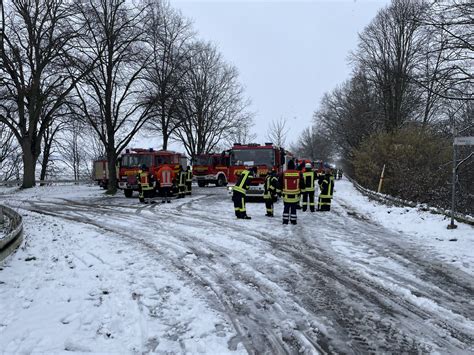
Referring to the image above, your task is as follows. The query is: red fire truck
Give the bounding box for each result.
[118,148,187,197]
[227,143,287,197]
[192,153,230,187]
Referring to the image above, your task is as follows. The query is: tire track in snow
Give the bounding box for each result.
[12,189,474,354]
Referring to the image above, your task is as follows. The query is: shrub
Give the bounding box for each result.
[353,127,452,206]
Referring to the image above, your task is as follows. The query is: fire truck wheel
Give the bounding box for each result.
[124,189,133,198]
[197,181,206,188]
[216,175,227,187]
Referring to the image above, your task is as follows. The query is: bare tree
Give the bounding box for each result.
[0,123,21,181]
[72,0,152,193]
[142,0,194,150]
[39,119,65,182]
[175,41,251,159]
[415,0,473,101]
[226,113,257,145]
[0,0,95,187]
[266,117,289,147]
[293,125,333,162]
[413,26,450,124]
[56,119,90,180]
[353,0,427,131]
[316,71,380,162]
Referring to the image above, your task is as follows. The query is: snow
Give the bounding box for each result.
[0,179,473,353]
[335,179,474,275]
[0,185,243,354]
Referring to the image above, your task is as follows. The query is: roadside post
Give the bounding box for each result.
[377,164,385,193]
[448,136,474,229]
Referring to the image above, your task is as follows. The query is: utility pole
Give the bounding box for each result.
[448,132,457,229]
[449,135,474,229]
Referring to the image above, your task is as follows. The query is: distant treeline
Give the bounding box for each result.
[292,0,473,214]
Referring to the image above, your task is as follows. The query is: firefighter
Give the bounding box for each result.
[317,169,334,211]
[178,165,186,198]
[263,169,280,217]
[185,166,193,195]
[302,163,316,212]
[295,162,304,210]
[280,160,305,225]
[232,167,254,219]
[157,164,173,203]
[137,164,154,203]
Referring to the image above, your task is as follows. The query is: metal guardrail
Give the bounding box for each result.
[345,175,474,226]
[0,205,24,262]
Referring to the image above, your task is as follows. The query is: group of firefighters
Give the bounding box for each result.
[137,165,193,203]
[232,160,336,225]
[135,160,337,225]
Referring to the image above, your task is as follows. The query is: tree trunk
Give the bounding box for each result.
[39,154,48,184]
[106,148,117,195]
[22,140,36,188]
[39,142,52,185]
[161,108,168,151]
[162,131,168,151]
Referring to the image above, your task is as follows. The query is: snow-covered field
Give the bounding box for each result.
[0,179,473,353]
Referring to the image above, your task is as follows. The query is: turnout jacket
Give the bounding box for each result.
[302,169,316,192]
[178,170,186,187]
[319,174,334,199]
[232,170,252,195]
[279,170,305,203]
[263,174,280,199]
[186,169,193,182]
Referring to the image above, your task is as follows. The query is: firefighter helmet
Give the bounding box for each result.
[305,163,312,169]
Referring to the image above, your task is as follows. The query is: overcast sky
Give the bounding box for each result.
[169,0,391,147]
[136,0,391,151]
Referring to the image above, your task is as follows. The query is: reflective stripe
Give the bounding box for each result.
[283,194,299,203]
[233,170,250,194]
[319,179,331,198]
[303,171,315,192]
[233,185,247,194]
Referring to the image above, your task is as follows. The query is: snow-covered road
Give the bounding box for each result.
[1,180,473,353]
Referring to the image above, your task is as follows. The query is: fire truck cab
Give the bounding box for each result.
[192,153,230,187]
[118,148,187,197]
[228,143,286,198]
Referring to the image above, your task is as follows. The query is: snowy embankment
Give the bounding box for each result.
[336,180,474,275]
[0,180,472,353]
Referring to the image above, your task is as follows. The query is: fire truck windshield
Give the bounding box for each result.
[193,156,211,165]
[155,155,174,165]
[231,149,274,167]
[121,155,152,168]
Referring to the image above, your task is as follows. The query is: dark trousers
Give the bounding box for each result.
[264,198,274,216]
[178,185,186,198]
[283,203,297,224]
[317,197,331,211]
[302,191,315,212]
[233,191,247,218]
[161,187,171,203]
[138,185,153,202]
[186,181,192,195]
